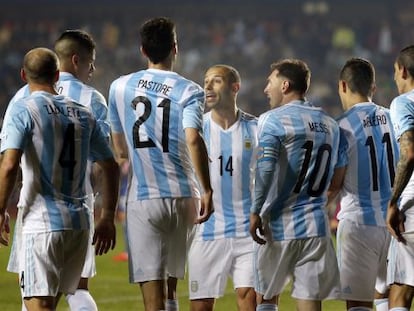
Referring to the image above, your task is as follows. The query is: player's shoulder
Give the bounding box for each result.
[239,109,258,122]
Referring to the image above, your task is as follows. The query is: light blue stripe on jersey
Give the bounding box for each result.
[241,123,254,233]
[337,103,398,226]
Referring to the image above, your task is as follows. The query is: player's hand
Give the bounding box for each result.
[386,202,406,244]
[195,190,214,224]
[0,211,10,247]
[93,217,116,255]
[250,213,266,245]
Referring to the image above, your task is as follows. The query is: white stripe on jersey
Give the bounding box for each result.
[196,111,257,240]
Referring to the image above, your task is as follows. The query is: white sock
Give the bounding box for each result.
[348,307,372,311]
[257,303,278,311]
[66,289,98,311]
[389,308,408,311]
[166,299,179,311]
[21,299,27,311]
[374,298,389,311]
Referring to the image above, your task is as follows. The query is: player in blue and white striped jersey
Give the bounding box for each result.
[328,58,398,311]
[250,59,341,311]
[0,48,119,311]
[108,17,213,311]
[188,65,257,311]
[4,29,109,311]
[386,45,414,311]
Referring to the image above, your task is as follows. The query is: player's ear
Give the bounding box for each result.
[72,54,80,67]
[54,70,60,83]
[339,80,347,93]
[20,68,27,83]
[232,82,240,93]
[140,46,147,57]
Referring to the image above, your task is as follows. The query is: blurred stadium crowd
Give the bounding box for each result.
[1,0,414,119]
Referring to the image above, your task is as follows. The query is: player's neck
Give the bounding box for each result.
[148,60,173,71]
[211,106,238,130]
[28,83,58,95]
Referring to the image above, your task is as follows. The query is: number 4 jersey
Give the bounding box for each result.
[108,68,205,200]
[337,102,399,226]
[0,91,113,232]
[254,100,343,240]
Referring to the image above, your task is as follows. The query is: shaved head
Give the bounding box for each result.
[23,47,59,84]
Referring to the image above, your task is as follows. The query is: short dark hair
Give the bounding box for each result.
[270,59,310,94]
[54,29,96,60]
[339,57,375,97]
[23,47,59,84]
[396,45,414,78]
[209,64,241,84]
[140,17,176,64]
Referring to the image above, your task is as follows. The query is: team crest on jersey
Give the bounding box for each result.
[244,138,252,150]
[191,280,198,292]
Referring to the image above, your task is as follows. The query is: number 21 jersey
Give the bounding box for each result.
[109,68,205,200]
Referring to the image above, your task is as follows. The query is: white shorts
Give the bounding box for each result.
[336,219,390,301]
[254,236,340,301]
[19,230,89,297]
[387,232,414,287]
[8,205,96,279]
[126,198,198,283]
[81,195,96,278]
[387,196,414,287]
[188,237,254,299]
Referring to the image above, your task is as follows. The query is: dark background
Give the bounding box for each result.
[1,0,413,118]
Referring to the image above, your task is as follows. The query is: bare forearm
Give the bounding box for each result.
[186,129,212,193]
[97,159,120,219]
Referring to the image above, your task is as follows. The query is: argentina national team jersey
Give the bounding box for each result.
[0,91,113,233]
[390,89,414,199]
[337,102,399,226]
[256,101,340,241]
[109,68,204,200]
[196,110,258,240]
[3,73,110,197]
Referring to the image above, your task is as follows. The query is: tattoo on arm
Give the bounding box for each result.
[390,130,414,204]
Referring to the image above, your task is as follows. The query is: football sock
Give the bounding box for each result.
[374,298,388,311]
[66,289,98,311]
[166,299,179,311]
[257,303,278,311]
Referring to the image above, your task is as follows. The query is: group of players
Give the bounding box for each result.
[0,15,413,311]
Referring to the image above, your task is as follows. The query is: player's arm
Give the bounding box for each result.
[111,132,129,161]
[327,166,346,207]
[0,149,22,246]
[185,127,213,224]
[387,128,414,243]
[92,156,120,255]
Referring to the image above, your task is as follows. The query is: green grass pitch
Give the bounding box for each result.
[0,221,345,310]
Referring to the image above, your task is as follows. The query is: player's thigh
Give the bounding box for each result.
[167,197,198,279]
[254,240,294,300]
[388,232,414,287]
[293,236,340,300]
[337,220,390,300]
[231,237,254,289]
[188,239,232,299]
[20,230,88,297]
